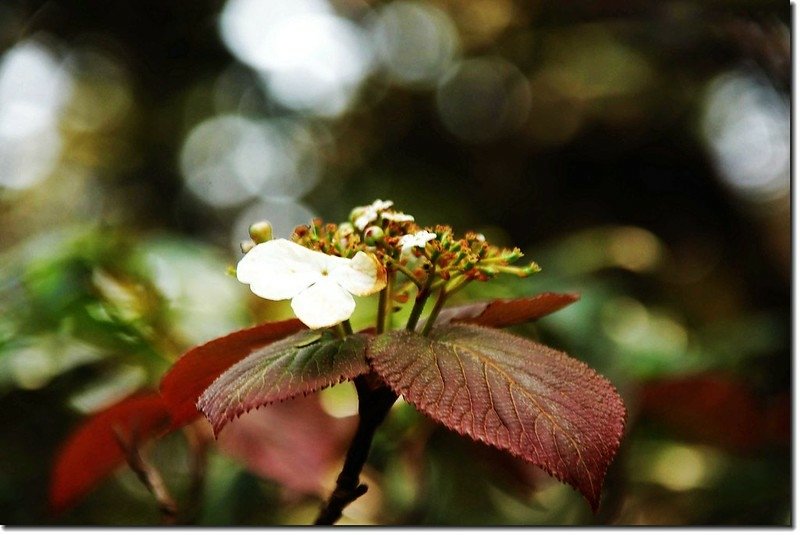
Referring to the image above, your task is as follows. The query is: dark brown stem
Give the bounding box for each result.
[113,428,178,525]
[314,374,398,525]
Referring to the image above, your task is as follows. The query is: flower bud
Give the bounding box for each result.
[249,221,273,243]
[349,207,367,224]
[338,222,355,237]
[523,262,541,275]
[240,239,256,253]
[364,226,384,245]
[504,248,523,263]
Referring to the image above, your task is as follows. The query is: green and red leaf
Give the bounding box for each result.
[435,292,580,328]
[160,318,306,427]
[367,324,625,511]
[49,392,172,515]
[198,331,370,435]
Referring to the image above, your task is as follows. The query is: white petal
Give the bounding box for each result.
[354,210,377,230]
[352,200,395,230]
[369,199,394,211]
[382,211,415,222]
[291,279,355,329]
[237,239,326,300]
[330,251,387,296]
[399,230,437,252]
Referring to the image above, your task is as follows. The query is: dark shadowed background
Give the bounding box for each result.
[0,0,790,526]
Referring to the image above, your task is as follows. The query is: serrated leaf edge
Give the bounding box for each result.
[366,325,626,511]
[197,334,370,435]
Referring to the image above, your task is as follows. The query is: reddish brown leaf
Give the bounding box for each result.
[367,325,626,511]
[160,319,306,427]
[639,375,790,453]
[435,292,580,328]
[216,394,357,496]
[198,332,370,435]
[49,392,172,515]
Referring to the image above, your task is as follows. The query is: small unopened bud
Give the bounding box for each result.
[249,221,273,243]
[240,239,256,253]
[339,222,355,237]
[523,262,541,275]
[364,226,384,245]
[505,248,523,263]
[349,207,367,223]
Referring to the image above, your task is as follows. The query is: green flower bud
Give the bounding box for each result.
[364,225,384,245]
[505,248,523,263]
[339,222,355,237]
[248,221,273,243]
[349,207,367,224]
[523,262,541,275]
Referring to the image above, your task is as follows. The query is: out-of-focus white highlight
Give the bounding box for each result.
[0,40,71,189]
[372,1,459,87]
[180,115,320,207]
[702,71,789,203]
[220,0,373,116]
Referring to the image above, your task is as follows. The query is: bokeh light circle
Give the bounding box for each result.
[435,56,531,143]
[220,0,373,117]
[180,115,321,207]
[372,1,459,87]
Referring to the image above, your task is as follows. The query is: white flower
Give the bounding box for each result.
[352,199,394,230]
[399,230,437,253]
[236,239,387,329]
[382,211,415,223]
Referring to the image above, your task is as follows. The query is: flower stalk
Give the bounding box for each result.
[405,271,434,332]
[376,271,395,334]
[421,287,449,336]
[314,375,397,525]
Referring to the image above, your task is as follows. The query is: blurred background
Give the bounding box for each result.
[0,0,790,526]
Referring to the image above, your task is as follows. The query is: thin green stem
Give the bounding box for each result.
[376,286,388,335]
[445,275,472,296]
[387,259,423,288]
[377,272,395,334]
[405,272,434,331]
[334,324,348,340]
[342,319,354,336]
[420,286,448,336]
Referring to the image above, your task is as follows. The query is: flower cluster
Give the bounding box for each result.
[235,200,540,330]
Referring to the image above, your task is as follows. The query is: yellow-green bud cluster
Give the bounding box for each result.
[274,202,540,290]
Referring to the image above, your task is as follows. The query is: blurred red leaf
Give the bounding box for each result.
[49,392,172,515]
[160,319,306,427]
[639,374,790,453]
[368,324,626,511]
[216,394,357,496]
[435,293,580,328]
[198,332,369,435]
